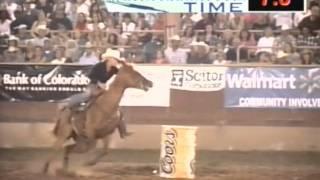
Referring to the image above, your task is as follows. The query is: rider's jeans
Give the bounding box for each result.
[65,84,97,107]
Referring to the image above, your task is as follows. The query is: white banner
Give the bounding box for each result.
[170,66,226,92]
[119,65,171,107]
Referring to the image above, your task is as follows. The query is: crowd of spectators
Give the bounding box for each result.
[0,0,319,65]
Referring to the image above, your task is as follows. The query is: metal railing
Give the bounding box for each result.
[236,45,320,64]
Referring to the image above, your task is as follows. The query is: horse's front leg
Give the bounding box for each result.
[42,138,66,174]
[85,135,112,166]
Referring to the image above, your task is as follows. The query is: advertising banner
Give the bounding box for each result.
[225,67,320,108]
[170,66,226,92]
[0,64,170,107]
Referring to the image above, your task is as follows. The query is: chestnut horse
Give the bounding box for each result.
[43,61,153,173]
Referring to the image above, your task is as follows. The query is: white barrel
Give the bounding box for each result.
[159,125,197,179]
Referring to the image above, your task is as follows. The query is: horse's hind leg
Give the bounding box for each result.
[63,136,97,170]
[85,135,111,166]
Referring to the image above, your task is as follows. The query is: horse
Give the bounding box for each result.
[42,61,153,173]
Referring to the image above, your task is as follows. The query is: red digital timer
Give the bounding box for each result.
[249,0,304,11]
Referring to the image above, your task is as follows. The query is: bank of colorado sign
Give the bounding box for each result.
[224,68,320,109]
[170,66,226,92]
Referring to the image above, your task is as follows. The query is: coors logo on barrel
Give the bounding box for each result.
[160,128,177,174]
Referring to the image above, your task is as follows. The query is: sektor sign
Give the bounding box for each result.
[171,66,226,92]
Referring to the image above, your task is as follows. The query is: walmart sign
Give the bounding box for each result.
[224,68,320,108]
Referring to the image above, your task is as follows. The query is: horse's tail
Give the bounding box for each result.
[52,117,60,137]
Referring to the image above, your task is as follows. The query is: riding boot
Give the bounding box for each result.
[118,118,133,139]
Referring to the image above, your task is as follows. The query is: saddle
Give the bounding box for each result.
[69,98,97,137]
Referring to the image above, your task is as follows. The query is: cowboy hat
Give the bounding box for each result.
[197,41,210,52]
[101,48,124,60]
[276,51,289,59]
[169,35,181,41]
[8,35,19,42]
[14,24,27,30]
[281,24,291,31]
[7,46,18,52]
[35,25,49,35]
[84,42,93,48]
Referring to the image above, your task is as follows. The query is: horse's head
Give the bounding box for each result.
[116,62,153,91]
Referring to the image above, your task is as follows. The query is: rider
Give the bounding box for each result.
[58,48,132,139]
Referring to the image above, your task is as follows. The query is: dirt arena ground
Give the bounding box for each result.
[0,148,320,180]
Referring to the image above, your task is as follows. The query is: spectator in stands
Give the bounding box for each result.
[74,13,88,31]
[221,29,233,46]
[300,49,314,64]
[87,12,105,31]
[226,37,248,62]
[152,14,165,31]
[21,0,37,29]
[180,14,194,30]
[31,46,46,62]
[181,25,194,47]
[100,9,115,30]
[76,0,90,17]
[272,13,294,30]
[7,35,19,48]
[153,49,168,64]
[4,0,18,20]
[142,35,162,63]
[53,0,72,18]
[256,26,275,59]
[164,35,187,64]
[212,43,227,64]
[0,9,11,36]
[194,14,214,30]
[3,46,24,62]
[51,46,72,64]
[229,14,245,30]
[24,42,35,62]
[252,14,272,30]
[78,42,99,64]
[213,14,228,29]
[35,0,54,16]
[239,29,256,46]
[31,10,48,35]
[194,41,212,64]
[89,2,101,17]
[14,24,29,46]
[258,51,273,64]
[298,2,320,36]
[42,39,54,61]
[66,38,80,62]
[48,8,73,30]
[136,13,151,45]
[29,24,49,46]
[274,25,296,48]
[204,24,222,46]
[121,13,136,39]
[106,32,119,46]
[274,42,300,64]
[296,27,320,46]
[9,8,24,34]
[186,41,198,64]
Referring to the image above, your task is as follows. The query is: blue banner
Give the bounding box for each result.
[224,67,320,109]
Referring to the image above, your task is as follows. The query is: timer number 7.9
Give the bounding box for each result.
[261,0,291,6]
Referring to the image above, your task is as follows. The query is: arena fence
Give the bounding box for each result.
[0,64,320,150]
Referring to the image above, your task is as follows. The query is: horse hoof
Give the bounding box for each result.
[56,168,75,177]
[42,163,49,174]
